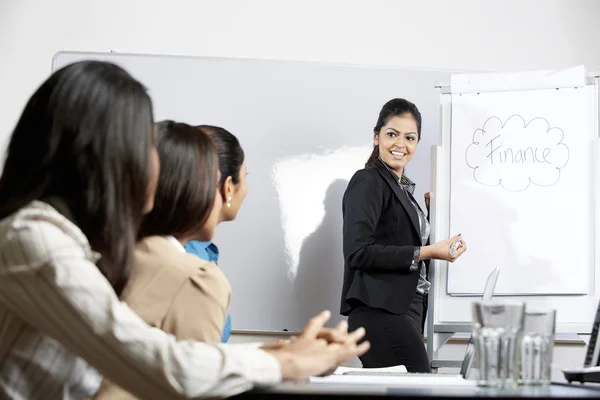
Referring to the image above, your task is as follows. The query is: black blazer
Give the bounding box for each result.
[340,158,429,316]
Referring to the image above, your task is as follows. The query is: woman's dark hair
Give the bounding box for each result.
[0,61,153,296]
[365,98,422,168]
[196,125,245,186]
[140,121,219,239]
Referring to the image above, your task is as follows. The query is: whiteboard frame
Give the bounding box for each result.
[53,50,452,333]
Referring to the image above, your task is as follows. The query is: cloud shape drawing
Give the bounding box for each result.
[465,115,570,192]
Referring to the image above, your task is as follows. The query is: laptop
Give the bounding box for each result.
[562,297,600,383]
[343,266,500,380]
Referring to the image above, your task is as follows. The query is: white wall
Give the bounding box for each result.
[2,0,600,149]
[1,0,598,374]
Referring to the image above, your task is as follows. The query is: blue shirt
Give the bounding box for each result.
[184,240,231,343]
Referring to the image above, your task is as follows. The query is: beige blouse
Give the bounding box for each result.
[97,235,233,399]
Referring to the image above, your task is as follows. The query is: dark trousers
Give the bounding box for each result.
[347,293,431,373]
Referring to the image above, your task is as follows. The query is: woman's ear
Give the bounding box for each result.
[223,175,234,208]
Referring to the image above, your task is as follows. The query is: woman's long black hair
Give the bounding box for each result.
[0,61,154,296]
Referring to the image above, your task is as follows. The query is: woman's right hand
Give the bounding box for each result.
[421,235,467,262]
[262,311,370,381]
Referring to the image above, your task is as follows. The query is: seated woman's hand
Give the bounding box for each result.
[261,311,370,380]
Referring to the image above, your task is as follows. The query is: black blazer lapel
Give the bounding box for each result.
[373,159,421,237]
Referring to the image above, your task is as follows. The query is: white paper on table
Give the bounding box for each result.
[333,365,407,375]
[309,374,475,387]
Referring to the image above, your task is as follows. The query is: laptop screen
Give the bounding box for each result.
[459,267,500,378]
[583,300,600,367]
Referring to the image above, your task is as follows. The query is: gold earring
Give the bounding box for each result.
[226,196,232,208]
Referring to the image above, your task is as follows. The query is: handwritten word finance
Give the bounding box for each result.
[485,135,551,165]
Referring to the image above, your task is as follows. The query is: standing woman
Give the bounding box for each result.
[184,125,247,343]
[341,98,467,372]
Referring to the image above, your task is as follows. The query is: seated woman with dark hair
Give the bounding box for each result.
[96,120,231,398]
[134,120,230,343]
[184,125,247,343]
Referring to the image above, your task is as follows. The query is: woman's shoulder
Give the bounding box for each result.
[128,237,228,306]
[347,166,384,189]
[135,237,223,281]
[188,259,231,295]
[137,237,231,297]
[2,200,89,241]
[0,200,98,272]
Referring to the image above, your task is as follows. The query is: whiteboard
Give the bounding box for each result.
[53,52,449,331]
[449,87,596,295]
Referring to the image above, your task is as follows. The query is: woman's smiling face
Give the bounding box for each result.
[374,114,419,176]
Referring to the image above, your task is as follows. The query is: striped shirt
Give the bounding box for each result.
[378,158,431,295]
[0,201,281,399]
